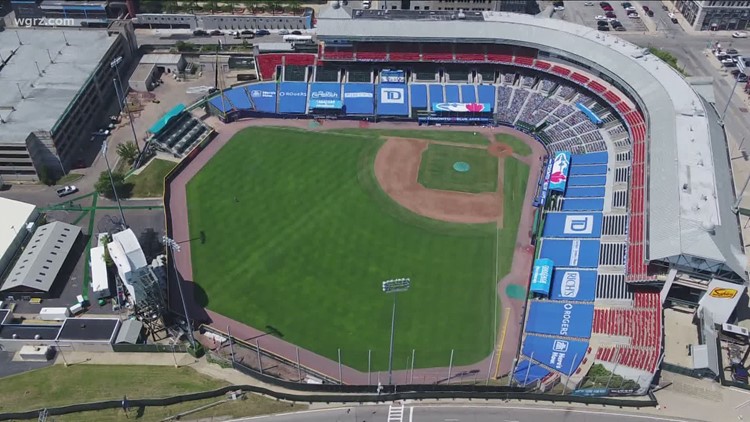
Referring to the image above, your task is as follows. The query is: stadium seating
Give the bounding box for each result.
[486,45,514,63]
[422,44,454,61]
[388,43,421,62]
[356,43,388,61]
[323,45,355,61]
[551,65,571,77]
[513,47,537,66]
[454,44,486,62]
[533,60,552,71]
[256,54,284,80]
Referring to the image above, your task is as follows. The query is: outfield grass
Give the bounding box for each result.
[0,365,227,413]
[418,144,498,193]
[495,133,533,157]
[187,127,528,370]
[327,128,489,145]
[127,159,177,197]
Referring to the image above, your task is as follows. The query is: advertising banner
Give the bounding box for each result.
[550,270,596,302]
[381,69,406,83]
[522,335,588,374]
[530,258,554,297]
[309,99,343,109]
[541,213,603,239]
[431,103,492,113]
[525,301,594,339]
[549,151,571,193]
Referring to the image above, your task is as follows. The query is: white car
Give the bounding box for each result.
[628,12,640,18]
[595,15,606,20]
[56,185,78,198]
[625,6,636,11]
[278,29,289,35]
[554,6,565,11]
[584,1,594,5]
[733,31,748,38]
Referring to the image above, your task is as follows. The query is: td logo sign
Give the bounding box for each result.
[381,87,404,104]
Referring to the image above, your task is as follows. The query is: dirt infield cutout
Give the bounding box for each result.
[374,137,504,225]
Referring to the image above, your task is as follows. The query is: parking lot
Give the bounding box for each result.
[549,1,653,33]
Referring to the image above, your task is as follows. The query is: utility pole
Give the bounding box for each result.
[110,56,141,154]
[101,140,128,229]
[162,236,197,350]
[382,278,411,386]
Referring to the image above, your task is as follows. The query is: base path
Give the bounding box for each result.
[374,137,501,224]
[168,117,544,384]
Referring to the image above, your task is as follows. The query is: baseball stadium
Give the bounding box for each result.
[163,9,747,395]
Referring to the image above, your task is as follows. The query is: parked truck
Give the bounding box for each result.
[39,307,71,321]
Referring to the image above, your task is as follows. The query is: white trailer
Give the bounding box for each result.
[39,307,70,321]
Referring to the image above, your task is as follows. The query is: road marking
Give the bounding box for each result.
[409,406,414,422]
[388,402,405,422]
[493,307,511,378]
[420,405,689,421]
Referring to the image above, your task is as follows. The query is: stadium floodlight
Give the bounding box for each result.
[721,56,746,122]
[382,277,411,386]
[163,236,197,350]
[109,56,141,155]
[101,140,127,229]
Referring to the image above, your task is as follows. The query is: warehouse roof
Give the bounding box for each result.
[0,198,36,259]
[0,28,116,144]
[315,10,745,280]
[58,318,119,341]
[0,221,81,293]
[115,319,143,344]
[140,54,183,65]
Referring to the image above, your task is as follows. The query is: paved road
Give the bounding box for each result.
[229,405,693,422]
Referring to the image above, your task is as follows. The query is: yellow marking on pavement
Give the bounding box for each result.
[493,307,511,379]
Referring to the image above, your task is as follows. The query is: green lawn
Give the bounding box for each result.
[127,159,177,197]
[495,133,533,157]
[418,144,498,193]
[187,127,528,371]
[327,128,490,145]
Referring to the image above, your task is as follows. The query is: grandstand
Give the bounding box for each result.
[200,7,748,395]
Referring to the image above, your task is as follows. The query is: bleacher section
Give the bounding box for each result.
[151,111,212,158]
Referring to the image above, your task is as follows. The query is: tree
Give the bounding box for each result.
[37,165,55,186]
[101,235,114,266]
[116,142,139,166]
[95,171,132,200]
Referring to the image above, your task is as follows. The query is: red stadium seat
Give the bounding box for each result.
[587,80,606,93]
[551,65,571,76]
[454,44,486,62]
[356,43,388,61]
[604,90,621,104]
[324,46,355,61]
[616,102,631,114]
[571,72,590,85]
[389,43,421,62]
[534,60,552,71]
[256,54,284,80]
[422,44,454,61]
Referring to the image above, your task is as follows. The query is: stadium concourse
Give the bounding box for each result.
[192,8,748,394]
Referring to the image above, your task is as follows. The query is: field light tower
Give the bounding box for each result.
[101,140,127,229]
[163,236,197,350]
[382,277,410,386]
[110,56,141,154]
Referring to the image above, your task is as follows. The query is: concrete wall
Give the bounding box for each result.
[136,13,312,30]
[0,339,113,353]
[129,63,158,92]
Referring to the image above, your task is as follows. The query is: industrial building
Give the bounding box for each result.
[0,22,137,182]
[8,0,130,26]
[133,9,314,31]
[374,0,538,13]
[0,221,82,299]
[107,228,165,306]
[0,198,38,282]
[676,0,750,31]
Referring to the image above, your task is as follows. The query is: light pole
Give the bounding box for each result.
[382,277,410,386]
[110,56,141,154]
[721,56,746,123]
[101,140,128,229]
[163,236,197,351]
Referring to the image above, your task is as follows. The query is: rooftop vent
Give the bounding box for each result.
[34,334,41,340]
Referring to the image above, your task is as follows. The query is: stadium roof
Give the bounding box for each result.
[0,198,36,258]
[316,10,746,280]
[0,221,81,294]
[0,28,116,144]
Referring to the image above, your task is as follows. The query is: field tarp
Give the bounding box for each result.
[539,239,600,268]
[342,83,375,114]
[549,269,597,302]
[522,335,589,374]
[247,83,278,113]
[410,84,428,109]
[377,84,410,116]
[525,301,594,339]
[277,82,308,114]
[542,213,603,238]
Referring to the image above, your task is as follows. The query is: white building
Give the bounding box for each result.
[0,198,38,281]
[107,229,148,303]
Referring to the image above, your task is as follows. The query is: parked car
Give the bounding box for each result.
[628,12,640,18]
[662,5,669,11]
[291,30,302,35]
[621,2,631,7]
[255,29,270,36]
[615,25,626,31]
[737,74,748,82]
[598,25,610,31]
[642,5,650,12]
[605,11,616,18]
[192,29,208,36]
[597,20,609,27]
[646,9,654,16]
[602,5,613,11]
[733,31,749,38]
[278,29,290,35]
[611,20,622,27]
[584,1,594,5]
[671,17,679,24]
[209,30,222,36]
[599,1,611,6]
[93,129,110,137]
[727,48,739,55]
[625,6,636,12]
[56,185,78,198]
[595,15,606,20]
[241,29,254,35]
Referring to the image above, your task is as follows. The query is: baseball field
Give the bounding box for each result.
[186,126,529,371]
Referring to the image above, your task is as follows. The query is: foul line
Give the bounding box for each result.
[493,307,511,379]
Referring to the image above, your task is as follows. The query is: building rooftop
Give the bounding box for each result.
[0,197,36,257]
[140,53,183,65]
[57,317,119,341]
[352,8,486,21]
[315,10,746,280]
[0,28,116,145]
[115,318,143,344]
[0,221,81,294]
[0,324,61,340]
[131,62,155,82]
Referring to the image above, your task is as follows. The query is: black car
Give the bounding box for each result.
[597,20,609,26]
[193,29,208,36]
[241,29,254,35]
[646,10,654,16]
[615,26,626,31]
[671,17,678,24]
[291,30,302,35]
[598,26,610,31]
[255,29,270,36]
[209,29,222,36]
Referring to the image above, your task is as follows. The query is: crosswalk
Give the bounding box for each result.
[387,402,413,422]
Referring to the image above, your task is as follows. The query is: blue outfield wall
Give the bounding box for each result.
[377,84,409,116]
[342,83,375,114]
[461,84,477,103]
[522,335,589,374]
[525,301,594,339]
[542,213,603,238]
[445,84,460,102]
[478,85,495,106]
[549,269,597,302]
[561,198,604,212]
[225,87,252,110]
[429,84,444,103]
[569,164,608,176]
[278,82,308,114]
[309,82,341,104]
[410,84,428,109]
[513,360,551,387]
[567,175,607,187]
[247,83,278,113]
[572,152,608,165]
[539,239,600,268]
[565,186,607,198]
